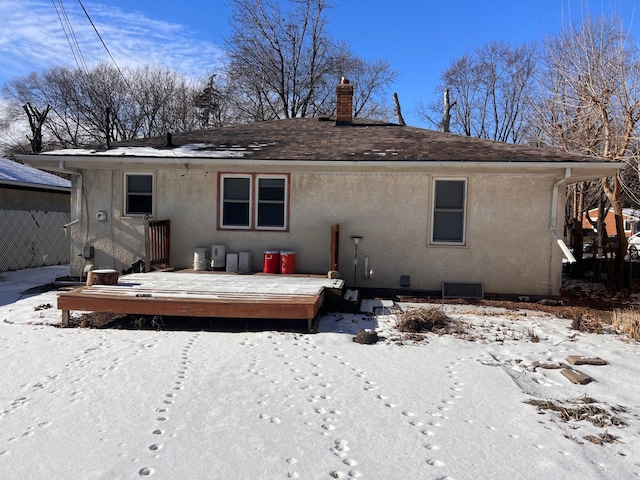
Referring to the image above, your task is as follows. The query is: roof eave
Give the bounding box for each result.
[20,153,622,178]
[0,178,71,192]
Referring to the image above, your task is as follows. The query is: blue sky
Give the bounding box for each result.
[0,0,638,127]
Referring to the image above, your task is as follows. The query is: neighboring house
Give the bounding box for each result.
[0,157,71,272]
[21,80,622,296]
[582,207,640,237]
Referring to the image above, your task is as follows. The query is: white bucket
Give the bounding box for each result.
[193,247,208,271]
[211,244,226,269]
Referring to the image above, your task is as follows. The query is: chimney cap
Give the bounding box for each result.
[340,76,350,85]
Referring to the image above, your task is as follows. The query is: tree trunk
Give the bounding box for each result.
[603,172,627,290]
[440,88,456,133]
[392,93,406,126]
[23,103,51,153]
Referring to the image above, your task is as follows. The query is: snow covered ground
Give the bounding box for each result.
[1,266,639,479]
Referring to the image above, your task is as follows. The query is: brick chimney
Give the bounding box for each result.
[335,77,353,125]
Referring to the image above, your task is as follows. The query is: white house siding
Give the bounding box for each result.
[69,168,563,296]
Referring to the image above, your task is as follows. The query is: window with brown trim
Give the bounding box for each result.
[219,173,288,230]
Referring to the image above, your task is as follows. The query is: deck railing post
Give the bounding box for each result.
[330,224,340,272]
[144,218,151,273]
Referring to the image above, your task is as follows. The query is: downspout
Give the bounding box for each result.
[550,167,576,263]
[57,160,83,233]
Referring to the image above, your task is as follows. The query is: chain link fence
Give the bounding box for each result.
[0,209,71,272]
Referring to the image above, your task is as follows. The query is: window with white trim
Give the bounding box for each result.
[220,174,288,230]
[431,178,466,244]
[124,172,154,216]
[221,175,252,228]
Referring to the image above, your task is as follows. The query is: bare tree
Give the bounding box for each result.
[0,100,33,157]
[225,0,396,122]
[418,40,537,143]
[2,63,203,149]
[534,15,640,289]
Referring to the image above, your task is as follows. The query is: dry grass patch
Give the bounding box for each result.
[612,309,640,341]
[396,306,452,333]
[392,306,479,344]
[583,432,621,445]
[570,311,604,334]
[525,396,628,435]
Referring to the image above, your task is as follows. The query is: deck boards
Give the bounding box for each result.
[57,272,344,331]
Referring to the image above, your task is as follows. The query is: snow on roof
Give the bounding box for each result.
[0,157,70,189]
[47,143,249,158]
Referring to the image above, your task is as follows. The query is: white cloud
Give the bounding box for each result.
[0,0,226,86]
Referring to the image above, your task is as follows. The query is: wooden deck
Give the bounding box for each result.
[58,272,345,331]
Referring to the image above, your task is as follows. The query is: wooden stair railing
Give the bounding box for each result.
[144,219,170,272]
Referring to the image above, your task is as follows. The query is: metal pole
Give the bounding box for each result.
[353,242,358,287]
[350,236,362,288]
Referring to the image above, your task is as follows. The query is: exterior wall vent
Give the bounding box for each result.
[441,281,484,299]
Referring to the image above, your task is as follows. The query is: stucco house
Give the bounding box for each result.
[20,81,621,296]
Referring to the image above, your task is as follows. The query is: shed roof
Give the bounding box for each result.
[0,157,70,190]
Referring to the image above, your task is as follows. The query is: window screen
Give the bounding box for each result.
[432,179,466,244]
[125,173,153,216]
[222,176,251,227]
[257,177,285,228]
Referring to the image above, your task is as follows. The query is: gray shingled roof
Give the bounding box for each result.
[83,117,613,163]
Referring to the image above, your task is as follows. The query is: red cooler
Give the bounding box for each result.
[263,251,280,273]
[280,251,296,274]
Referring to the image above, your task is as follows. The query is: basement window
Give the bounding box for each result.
[219,173,288,230]
[124,172,154,217]
[431,178,467,245]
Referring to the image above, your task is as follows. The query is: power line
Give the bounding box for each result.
[52,0,89,73]
[76,0,130,88]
